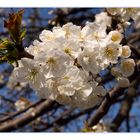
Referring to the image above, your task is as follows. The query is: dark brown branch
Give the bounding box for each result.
[18,50,34,60]
[110,82,137,132]
[0,99,45,123]
[126,32,140,44]
[128,44,140,59]
[0,95,14,103]
[110,92,135,131]
[88,69,139,128]
[88,86,124,127]
[35,108,93,131]
[0,100,55,132]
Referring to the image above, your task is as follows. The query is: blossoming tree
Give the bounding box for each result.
[0,8,139,132]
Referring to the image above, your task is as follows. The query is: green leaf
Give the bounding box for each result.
[20,28,26,41]
[0,39,14,50]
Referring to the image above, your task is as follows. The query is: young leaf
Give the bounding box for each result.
[4,9,24,42]
[20,28,26,41]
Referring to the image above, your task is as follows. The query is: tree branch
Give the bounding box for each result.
[0,100,55,132]
[0,99,45,123]
[88,86,124,127]
[110,82,137,131]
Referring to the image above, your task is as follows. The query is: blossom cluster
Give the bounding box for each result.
[107,8,140,28]
[10,12,135,109]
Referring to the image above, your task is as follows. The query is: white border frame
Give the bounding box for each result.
[0,0,140,140]
[1,133,140,140]
[0,0,140,7]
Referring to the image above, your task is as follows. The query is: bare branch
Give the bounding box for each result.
[110,81,137,131]
[0,100,55,132]
[88,86,125,127]
[0,99,44,123]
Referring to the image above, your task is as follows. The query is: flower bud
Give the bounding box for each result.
[111,67,121,77]
[120,59,135,77]
[121,45,131,58]
[117,77,130,88]
[108,30,123,43]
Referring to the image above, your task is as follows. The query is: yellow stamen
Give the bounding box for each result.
[64,47,72,55]
[105,47,116,58]
[63,76,70,80]
[111,34,120,42]
[26,68,38,82]
[46,57,56,65]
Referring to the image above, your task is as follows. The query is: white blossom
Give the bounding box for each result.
[107,8,124,16]
[39,30,55,42]
[77,41,102,74]
[39,27,65,42]
[81,22,107,42]
[95,12,112,27]
[101,42,122,64]
[15,99,27,111]
[121,45,131,58]
[120,58,135,77]
[121,8,140,21]
[91,120,111,132]
[46,39,82,59]
[10,18,136,109]
[10,58,45,89]
[25,40,45,56]
[111,67,121,77]
[107,31,123,44]
[62,22,81,40]
[107,8,140,23]
[117,77,130,88]
[36,48,73,78]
